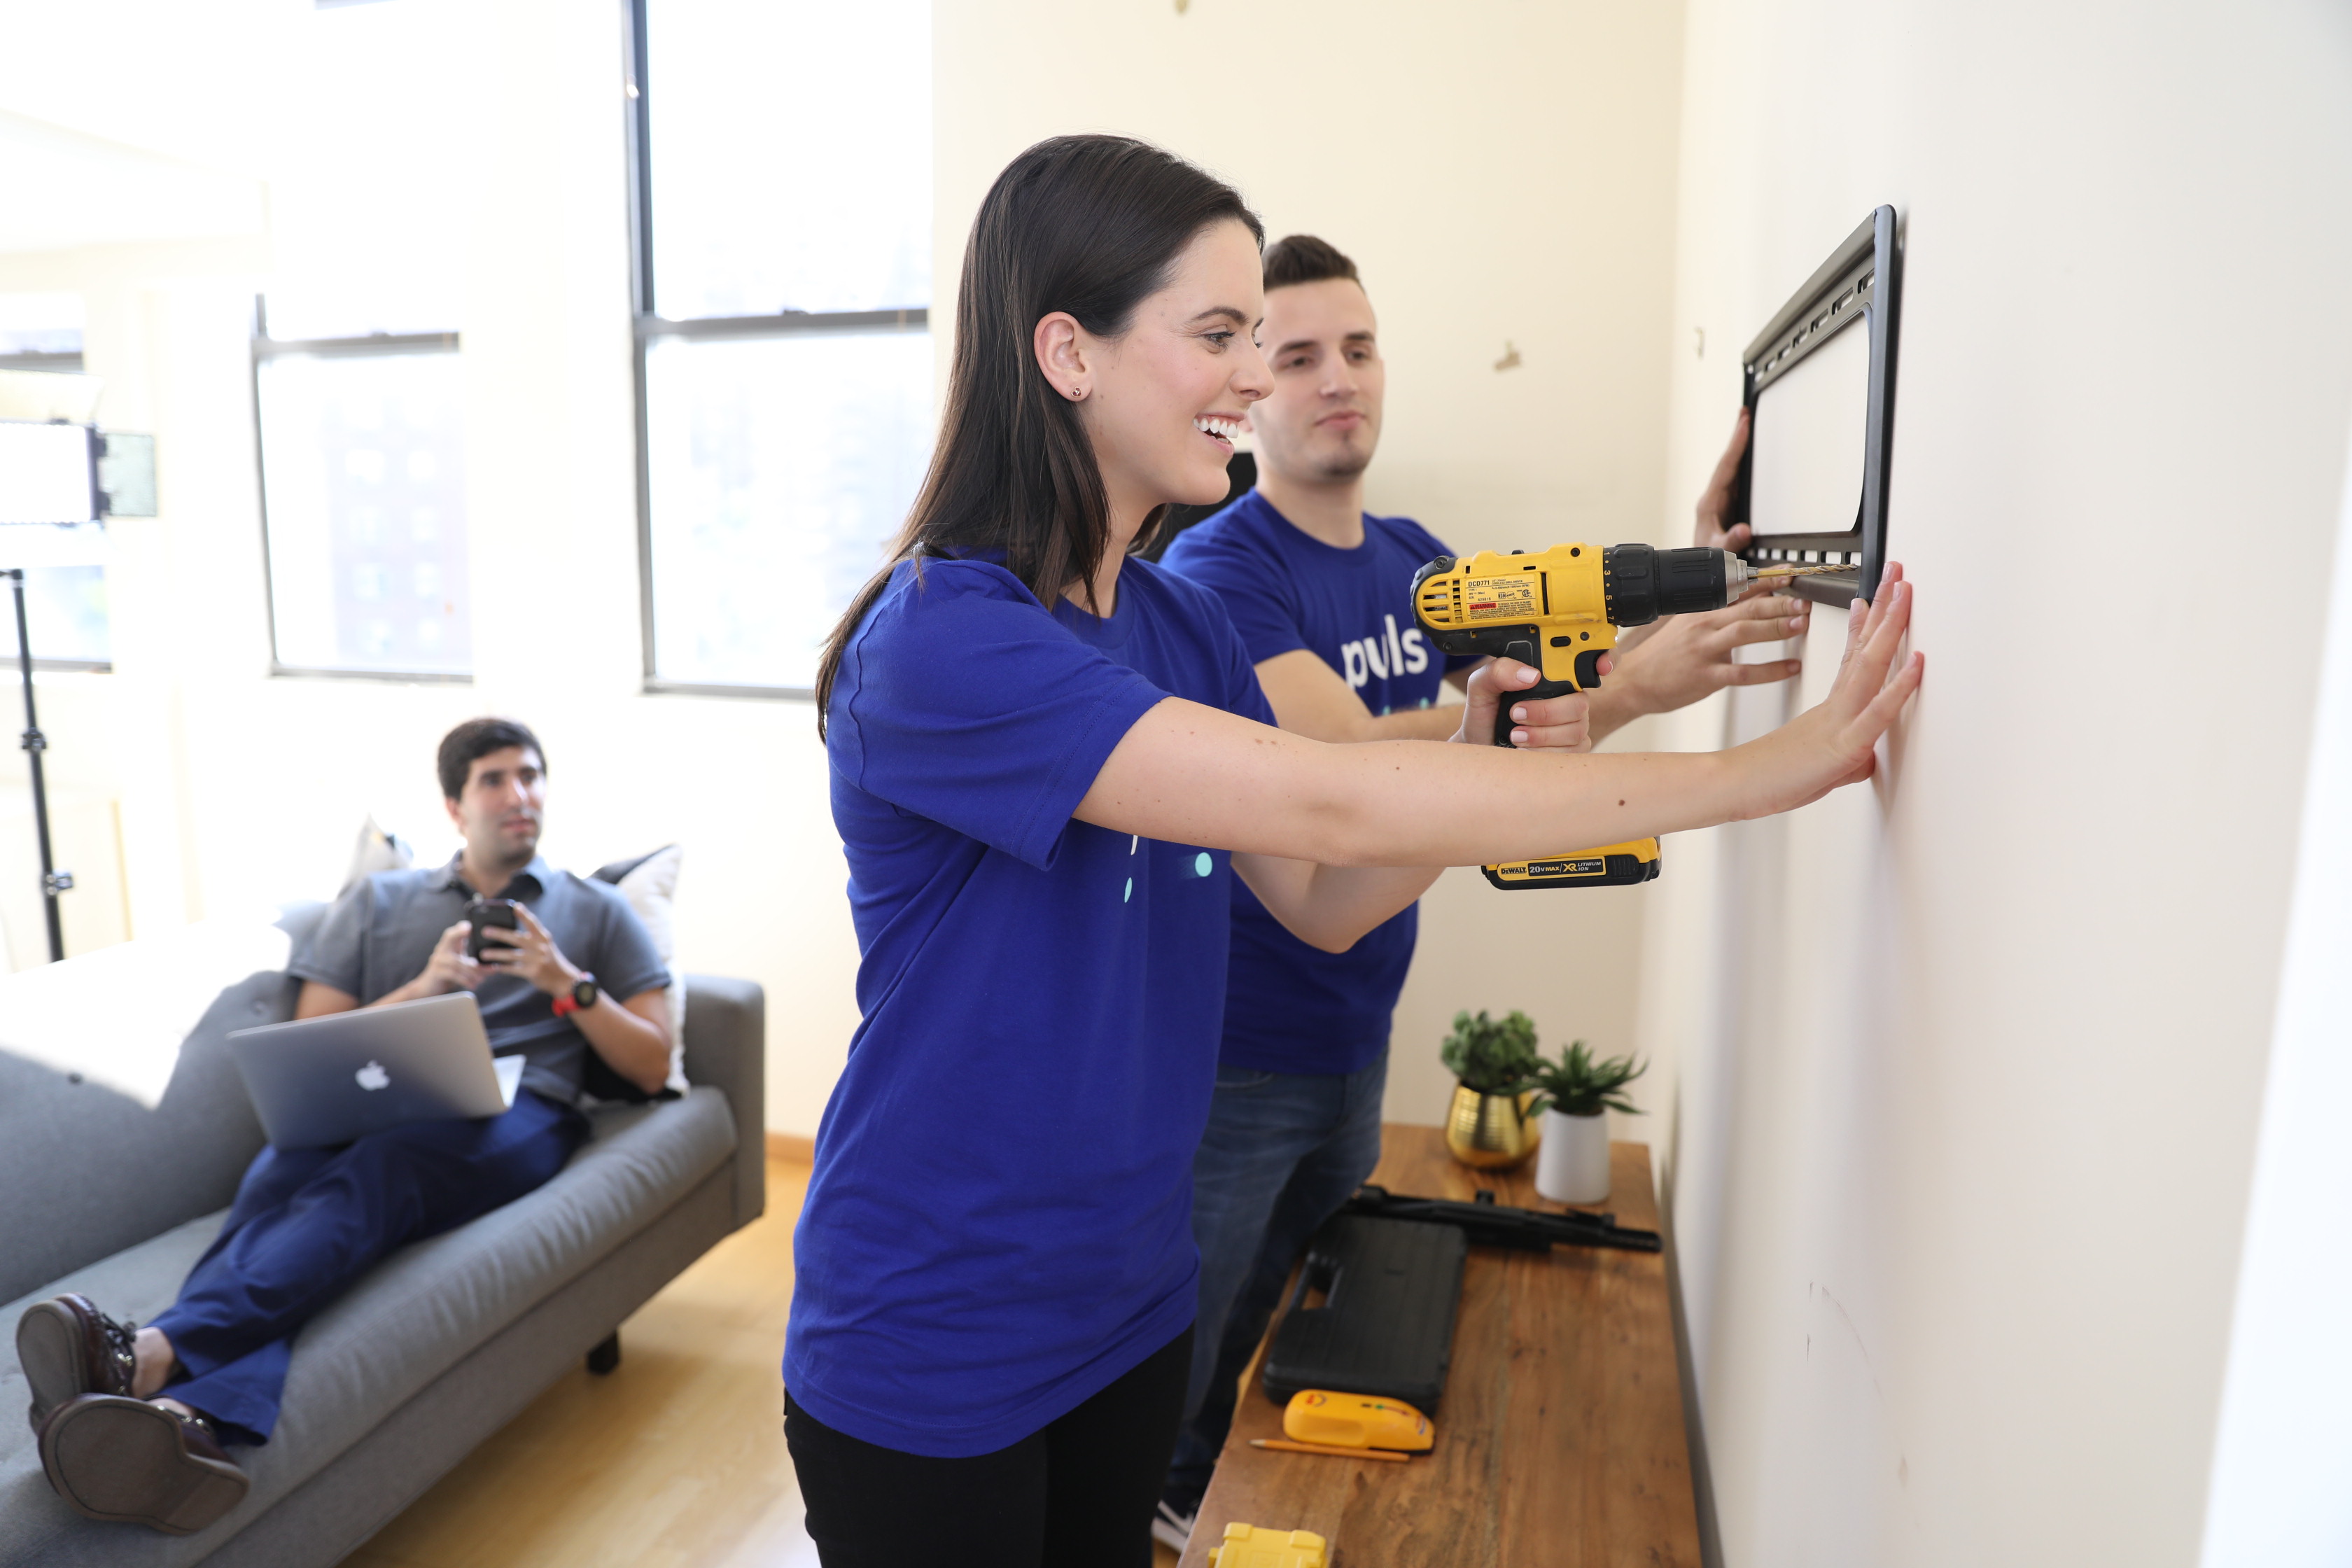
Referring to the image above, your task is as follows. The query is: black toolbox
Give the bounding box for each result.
[1260,1212,1467,1411]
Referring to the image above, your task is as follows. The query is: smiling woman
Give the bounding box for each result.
[785,134,1920,1568]
[1030,216,1268,612]
[812,136,1264,715]
[789,143,1292,1568]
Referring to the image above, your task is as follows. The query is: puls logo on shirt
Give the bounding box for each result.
[1339,614,1431,691]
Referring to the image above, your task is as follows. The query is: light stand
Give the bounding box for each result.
[1,393,150,966]
[6,566,71,962]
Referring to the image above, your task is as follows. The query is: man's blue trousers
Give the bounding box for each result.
[1163,1049,1388,1511]
[147,1091,585,1443]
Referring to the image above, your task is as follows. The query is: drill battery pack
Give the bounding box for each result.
[1483,836,1660,890]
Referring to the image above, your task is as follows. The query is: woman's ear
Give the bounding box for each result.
[1033,312,1092,402]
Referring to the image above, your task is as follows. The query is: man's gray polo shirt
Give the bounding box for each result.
[290,853,669,1105]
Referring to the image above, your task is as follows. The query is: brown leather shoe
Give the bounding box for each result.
[37,1394,249,1535]
[15,1294,139,1434]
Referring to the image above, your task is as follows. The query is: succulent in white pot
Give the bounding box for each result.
[1527,1040,1646,1205]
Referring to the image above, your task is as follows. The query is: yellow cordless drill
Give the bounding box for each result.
[1410,542,1814,890]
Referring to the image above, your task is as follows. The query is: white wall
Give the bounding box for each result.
[2197,411,2352,1567]
[936,0,1688,1126]
[1642,4,2352,1564]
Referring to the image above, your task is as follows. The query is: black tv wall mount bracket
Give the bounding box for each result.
[1729,204,1903,609]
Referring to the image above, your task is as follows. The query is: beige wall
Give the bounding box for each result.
[1642,3,2352,1564]
[936,0,1688,1126]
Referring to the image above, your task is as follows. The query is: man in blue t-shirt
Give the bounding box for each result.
[1152,234,1814,1539]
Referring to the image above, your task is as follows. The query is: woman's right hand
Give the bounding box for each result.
[1730,564,1924,820]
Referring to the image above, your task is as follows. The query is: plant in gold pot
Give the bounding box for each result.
[1527,1040,1646,1204]
[1439,1009,1545,1170]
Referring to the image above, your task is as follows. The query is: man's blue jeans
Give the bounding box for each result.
[1164,1050,1387,1511]
[150,1091,584,1443]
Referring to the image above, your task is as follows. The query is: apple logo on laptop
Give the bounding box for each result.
[356,1060,391,1092]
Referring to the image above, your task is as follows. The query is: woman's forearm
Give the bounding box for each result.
[1310,736,1743,867]
[1077,696,1742,869]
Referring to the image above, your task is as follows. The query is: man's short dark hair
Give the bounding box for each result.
[438,718,546,802]
[1263,234,1361,292]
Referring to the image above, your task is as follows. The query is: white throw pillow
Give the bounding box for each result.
[593,844,688,1093]
[342,816,412,895]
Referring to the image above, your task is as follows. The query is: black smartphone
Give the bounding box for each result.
[463,898,521,960]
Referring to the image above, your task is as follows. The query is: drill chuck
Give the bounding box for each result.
[1600,545,1743,626]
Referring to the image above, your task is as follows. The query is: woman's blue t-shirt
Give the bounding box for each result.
[1159,492,1476,1076]
[788,554,1276,1457]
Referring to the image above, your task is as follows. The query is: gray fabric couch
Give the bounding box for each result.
[0,904,766,1567]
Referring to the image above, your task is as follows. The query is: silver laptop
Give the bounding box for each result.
[227,993,522,1149]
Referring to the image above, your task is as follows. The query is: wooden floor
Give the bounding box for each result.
[347,1155,822,1568]
[341,1151,1186,1567]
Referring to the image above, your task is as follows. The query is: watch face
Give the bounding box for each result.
[573,977,599,1008]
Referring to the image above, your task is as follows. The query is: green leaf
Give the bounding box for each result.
[1518,1036,1648,1116]
[1438,1007,1544,1093]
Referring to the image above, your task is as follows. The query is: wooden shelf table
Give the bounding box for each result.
[1177,1124,1700,1568]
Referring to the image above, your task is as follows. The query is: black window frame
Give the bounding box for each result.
[622,0,930,701]
[249,297,472,685]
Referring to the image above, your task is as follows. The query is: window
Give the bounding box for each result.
[630,0,934,694]
[255,318,470,678]
[4,564,109,668]
[252,0,471,680]
[0,293,109,670]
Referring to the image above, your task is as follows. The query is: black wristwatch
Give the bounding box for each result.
[554,974,599,1019]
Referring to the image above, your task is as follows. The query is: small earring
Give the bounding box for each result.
[1067,386,1084,400]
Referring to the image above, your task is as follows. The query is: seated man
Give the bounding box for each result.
[15,718,673,1535]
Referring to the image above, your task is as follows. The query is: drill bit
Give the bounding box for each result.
[1721,552,1858,593]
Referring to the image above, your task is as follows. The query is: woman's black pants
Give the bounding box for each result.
[784,1326,1193,1568]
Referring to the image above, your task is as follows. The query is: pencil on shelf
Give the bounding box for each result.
[1250,1438,1411,1462]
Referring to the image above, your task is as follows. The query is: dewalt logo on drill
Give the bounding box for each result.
[1460,575,1539,622]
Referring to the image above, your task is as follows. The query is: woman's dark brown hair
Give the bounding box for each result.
[813,135,1262,733]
